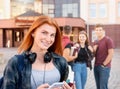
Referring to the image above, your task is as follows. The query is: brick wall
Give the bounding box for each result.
[89,24,120,48]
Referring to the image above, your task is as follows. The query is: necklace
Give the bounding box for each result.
[32,64,46,88]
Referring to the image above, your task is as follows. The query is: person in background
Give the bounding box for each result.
[62,25,77,63]
[93,24,114,89]
[62,25,76,89]
[2,15,74,89]
[62,25,72,50]
[72,31,93,89]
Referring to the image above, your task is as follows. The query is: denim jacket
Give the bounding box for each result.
[2,52,68,89]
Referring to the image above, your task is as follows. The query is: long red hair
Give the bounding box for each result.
[18,15,63,56]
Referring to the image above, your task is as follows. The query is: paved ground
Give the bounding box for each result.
[85,49,120,89]
[0,48,17,75]
[0,48,120,89]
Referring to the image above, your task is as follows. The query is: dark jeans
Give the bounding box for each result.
[94,65,110,89]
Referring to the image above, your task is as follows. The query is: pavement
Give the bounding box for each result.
[0,48,120,89]
[85,49,120,89]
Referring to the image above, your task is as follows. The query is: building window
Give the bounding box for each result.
[62,3,78,17]
[14,31,24,42]
[92,30,97,42]
[42,4,55,17]
[89,3,96,18]
[11,0,35,17]
[118,2,120,16]
[48,9,54,14]
[15,31,20,42]
[11,0,42,17]
[42,0,55,17]
[99,3,107,18]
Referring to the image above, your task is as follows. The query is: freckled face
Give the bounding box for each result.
[33,24,56,50]
[79,34,87,44]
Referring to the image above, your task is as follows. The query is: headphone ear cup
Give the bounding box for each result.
[44,52,52,63]
[28,52,37,63]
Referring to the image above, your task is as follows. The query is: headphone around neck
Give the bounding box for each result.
[25,51,52,63]
[28,51,52,86]
[44,52,52,63]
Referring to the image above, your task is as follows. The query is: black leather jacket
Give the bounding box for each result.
[3,52,68,89]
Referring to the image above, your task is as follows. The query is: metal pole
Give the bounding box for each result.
[86,22,89,38]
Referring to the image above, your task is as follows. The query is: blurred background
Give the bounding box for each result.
[0,0,120,48]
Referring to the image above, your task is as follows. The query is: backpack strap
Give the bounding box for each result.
[84,46,93,70]
[84,46,90,60]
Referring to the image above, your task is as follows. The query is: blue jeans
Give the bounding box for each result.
[94,65,110,89]
[73,62,87,89]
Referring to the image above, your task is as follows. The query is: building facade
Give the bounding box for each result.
[0,0,120,48]
[0,0,85,48]
[80,0,120,48]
